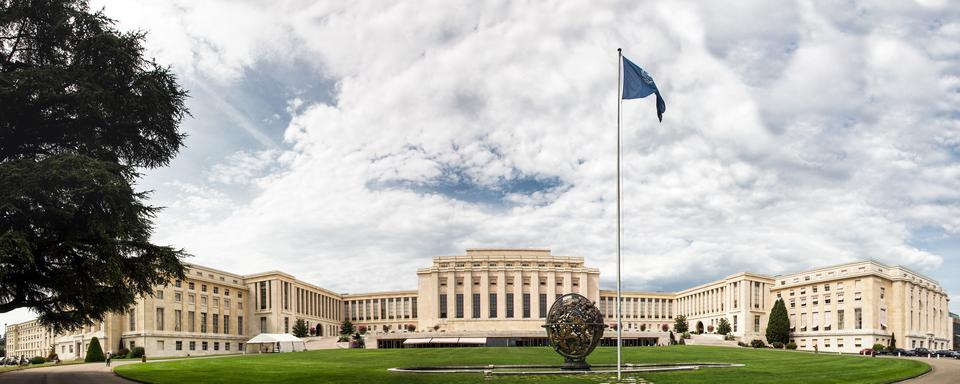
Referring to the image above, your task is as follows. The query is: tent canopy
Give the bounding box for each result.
[246,333,304,344]
[246,333,306,352]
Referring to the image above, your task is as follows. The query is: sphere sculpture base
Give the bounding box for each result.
[560,357,591,371]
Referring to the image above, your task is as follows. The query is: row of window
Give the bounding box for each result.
[600,297,673,319]
[346,297,418,321]
[172,280,241,298]
[169,291,243,310]
[438,262,583,268]
[439,276,582,287]
[129,308,243,334]
[438,293,551,319]
[169,340,242,352]
[789,308,864,331]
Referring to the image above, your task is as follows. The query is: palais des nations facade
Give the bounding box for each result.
[5,249,953,359]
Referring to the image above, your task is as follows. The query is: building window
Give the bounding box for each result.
[156,308,164,331]
[128,308,136,331]
[213,314,220,334]
[539,294,548,318]
[284,317,289,333]
[175,341,182,351]
[260,317,267,333]
[202,342,208,351]
[189,341,196,351]
[753,282,761,309]
[260,282,267,310]
[214,342,219,351]
[439,294,447,318]
[506,293,515,318]
[472,294,481,318]
[175,292,182,302]
[733,315,738,332]
[175,280,181,288]
[224,315,230,335]
[522,294,531,318]
[188,311,195,332]
[225,342,231,351]
[238,316,244,335]
[455,294,464,318]
[188,282,194,290]
[880,287,885,300]
[200,312,207,333]
[837,309,845,330]
[489,294,497,318]
[156,290,164,299]
[854,308,862,329]
[754,315,761,332]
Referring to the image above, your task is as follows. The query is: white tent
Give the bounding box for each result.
[245,334,306,353]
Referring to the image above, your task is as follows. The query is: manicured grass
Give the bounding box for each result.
[114,345,929,384]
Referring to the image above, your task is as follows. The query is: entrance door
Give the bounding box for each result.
[75,343,81,359]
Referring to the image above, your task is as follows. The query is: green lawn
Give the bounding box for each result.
[114,346,928,384]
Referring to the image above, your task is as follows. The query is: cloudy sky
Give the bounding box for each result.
[4,0,960,330]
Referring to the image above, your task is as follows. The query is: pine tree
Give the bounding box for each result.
[292,318,309,338]
[888,333,897,352]
[0,0,188,332]
[339,320,356,336]
[717,317,732,335]
[674,315,688,333]
[84,337,105,362]
[765,298,790,346]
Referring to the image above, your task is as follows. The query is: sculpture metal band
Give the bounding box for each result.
[542,293,608,370]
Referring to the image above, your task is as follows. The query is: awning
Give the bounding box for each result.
[430,338,460,343]
[457,337,487,344]
[402,338,431,345]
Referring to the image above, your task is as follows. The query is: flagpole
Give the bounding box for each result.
[616,47,623,382]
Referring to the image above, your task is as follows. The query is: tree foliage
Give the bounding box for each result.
[292,318,309,338]
[674,315,688,333]
[766,298,790,345]
[717,317,732,335]
[888,333,896,352]
[339,320,355,336]
[84,337,104,362]
[0,0,188,332]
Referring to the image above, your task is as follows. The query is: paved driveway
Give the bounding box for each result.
[896,356,960,384]
[0,355,241,384]
[0,360,140,384]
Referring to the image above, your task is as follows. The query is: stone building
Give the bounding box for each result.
[770,260,951,352]
[5,249,953,357]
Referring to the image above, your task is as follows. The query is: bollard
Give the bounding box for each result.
[898,352,901,357]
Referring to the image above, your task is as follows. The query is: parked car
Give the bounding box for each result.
[912,348,932,357]
[858,348,875,356]
[888,348,915,356]
[934,350,958,358]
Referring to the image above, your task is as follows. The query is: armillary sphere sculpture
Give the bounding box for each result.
[542,293,608,370]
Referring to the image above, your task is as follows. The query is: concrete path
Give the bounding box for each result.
[896,356,960,384]
[0,355,241,384]
[0,360,140,384]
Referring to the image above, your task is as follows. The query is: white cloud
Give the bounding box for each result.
[91,1,959,305]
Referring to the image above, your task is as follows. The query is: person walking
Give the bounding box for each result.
[105,352,112,367]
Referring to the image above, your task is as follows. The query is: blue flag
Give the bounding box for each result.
[622,56,666,122]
